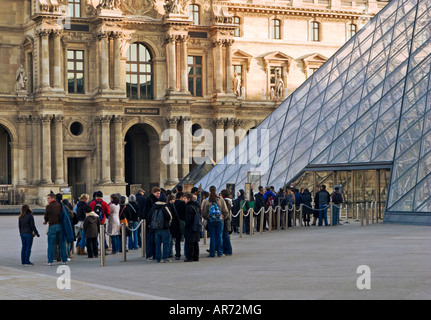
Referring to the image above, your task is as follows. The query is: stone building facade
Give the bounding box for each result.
[0,0,386,204]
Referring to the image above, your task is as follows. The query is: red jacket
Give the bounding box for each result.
[89,198,110,224]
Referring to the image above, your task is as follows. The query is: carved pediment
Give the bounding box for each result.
[302,52,328,67]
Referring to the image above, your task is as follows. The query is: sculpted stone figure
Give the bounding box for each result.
[233,72,241,97]
[16,64,27,91]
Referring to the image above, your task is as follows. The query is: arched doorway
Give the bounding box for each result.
[124,123,160,195]
[0,125,11,185]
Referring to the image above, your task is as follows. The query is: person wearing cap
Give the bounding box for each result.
[331,186,344,226]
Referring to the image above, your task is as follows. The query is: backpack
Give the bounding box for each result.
[266,195,274,208]
[93,200,103,220]
[150,206,165,230]
[208,201,222,222]
[192,206,202,233]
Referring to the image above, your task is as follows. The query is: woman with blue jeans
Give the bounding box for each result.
[202,186,229,257]
[18,205,40,266]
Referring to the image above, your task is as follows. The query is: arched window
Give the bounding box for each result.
[126,43,153,100]
[189,4,200,25]
[233,16,241,37]
[271,19,281,39]
[309,21,320,41]
[347,23,357,40]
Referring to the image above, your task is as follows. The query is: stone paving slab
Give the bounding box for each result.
[1,214,431,300]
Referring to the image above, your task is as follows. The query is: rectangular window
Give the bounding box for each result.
[347,24,357,40]
[189,4,200,25]
[310,21,320,41]
[67,50,84,94]
[271,19,281,39]
[68,0,81,18]
[188,56,203,97]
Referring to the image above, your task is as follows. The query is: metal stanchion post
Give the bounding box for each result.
[121,223,127,262]
[299,203,303,227]
[250,209,254,236]
[239,209,243,238]
[141,220,145,258]
[260,208,264,234]
[268,207,272,231]
[277,206,281,231]
[366,202,369,225]
[100,224,106,267]
[329,202,333,226]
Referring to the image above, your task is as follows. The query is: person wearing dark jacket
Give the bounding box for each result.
[183,193,201,262]
[75,193,90,255]
[126,194,140,250]
[149,200,172,263]
[18,204,39,266]
[144,187,161,260]
[301,189,313,226]
[135,188,146,248]
[44,192,68,265]
[83,205,100,258]
[315,185,331,226]
[254,186,266,232]
[171,192,186,260]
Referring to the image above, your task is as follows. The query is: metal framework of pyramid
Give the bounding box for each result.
[197,0,431,224]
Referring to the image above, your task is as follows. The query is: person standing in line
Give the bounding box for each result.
[43,193,68,266]
[108,194,121,254]
[126,194,140,250]
[331,187,344,226]
[312,186,320,226]
[201,186,228,258]
[18,204,40,266]
[301,189,313,226]
[83,205,100,258]
[144,187,161,261]
[171,192,186,260]
[135,188,146,248]
[183,192,201,262]
[254,186,266,232]
[89,191,110,250]
[75,193,90,255]
[220,189,233,256]
[149,198,172,263]
[316,185,331,226]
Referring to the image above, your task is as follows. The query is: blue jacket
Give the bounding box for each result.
[60,202,75,242]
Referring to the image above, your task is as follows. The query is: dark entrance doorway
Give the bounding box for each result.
[68,157,87,203]
[0,125,11,185]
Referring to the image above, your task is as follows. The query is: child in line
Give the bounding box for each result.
[83,205,100,258]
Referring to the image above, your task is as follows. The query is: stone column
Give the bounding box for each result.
[179,35,189,93]
[225,39,234,94]
[112,32,122,91]
[99,32,110,91]
[112,115,124,183]
[225,118,236,154]
[38,30,51,90]
[214,118,226,162]
[40,114,53,184]
[53,115,65,184]
[17,115,27,185]
[213,40,223,94]
[167,35,177,92]
[166,116,180,184]
[181,116,191,178]
[52,30,63,91]
[31,116,41,185]
[99,115,112,184]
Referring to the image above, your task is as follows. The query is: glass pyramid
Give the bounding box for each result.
[196,0,431,219]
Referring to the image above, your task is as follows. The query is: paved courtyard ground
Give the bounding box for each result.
[1,214,430,302]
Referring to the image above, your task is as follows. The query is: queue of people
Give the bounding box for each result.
[18,184,343,266]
